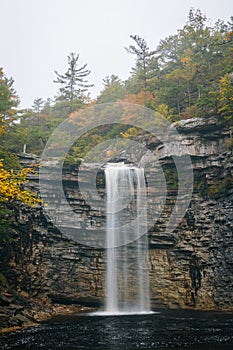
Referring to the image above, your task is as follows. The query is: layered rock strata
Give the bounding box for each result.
[0,116,232,315]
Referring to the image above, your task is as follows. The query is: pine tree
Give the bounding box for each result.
[97,75,125,103]
[54,52,94,113]
[125,35,156,91]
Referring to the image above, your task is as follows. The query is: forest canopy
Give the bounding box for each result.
[0,8,232,194]
[1,9,232,158]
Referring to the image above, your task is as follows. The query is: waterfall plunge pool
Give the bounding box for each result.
[0,310,232,349]
[2,165,232,348]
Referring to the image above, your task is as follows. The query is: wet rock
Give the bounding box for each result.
[0,314,8,328]
[49,294,102,308]
[0,115,232,312]
[0,294,12,306]
[14,314,30,324]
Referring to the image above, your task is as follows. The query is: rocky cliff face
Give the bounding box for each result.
[147,117,233,310]
[1,116,232,312]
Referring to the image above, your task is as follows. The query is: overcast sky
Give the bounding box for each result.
[1,0,233,108]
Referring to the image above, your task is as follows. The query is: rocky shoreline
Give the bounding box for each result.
[0,291,93,332]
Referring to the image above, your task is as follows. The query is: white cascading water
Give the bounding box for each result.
[105,164,150,314]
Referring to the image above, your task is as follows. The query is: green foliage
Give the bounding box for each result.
[163,167,178,190]
[3,102,69,155]
[0,69,42,245]
[97,75,125,103]
[32,98,44,113]
[154,10,233,118]
[207,177,233,198]
[125,35,156,92]
[63,154,82,169]
[0,148,20,169]
[194,174,233,199]
[1,52,95,157]
[0,68,19,136]
[1,9,233,170]
[218,73,233,123]
[118,10,233,120]
[193,177,208,197]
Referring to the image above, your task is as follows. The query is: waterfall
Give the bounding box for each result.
[105,164,150,314]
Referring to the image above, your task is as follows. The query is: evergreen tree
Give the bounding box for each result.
[125,35,156,91]
[155,9,233,117]
[97,75,125,103]
[54,52,94,113]
[0,68,19,137]
[32,98,44,114]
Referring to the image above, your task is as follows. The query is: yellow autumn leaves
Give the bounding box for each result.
[0,160,41,206]
[218,73,233,118]
[1,68,41,207]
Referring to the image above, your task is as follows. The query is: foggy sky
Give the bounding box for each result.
[1,0,232,108]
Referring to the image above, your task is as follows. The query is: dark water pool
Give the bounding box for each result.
[0,310,233,349]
